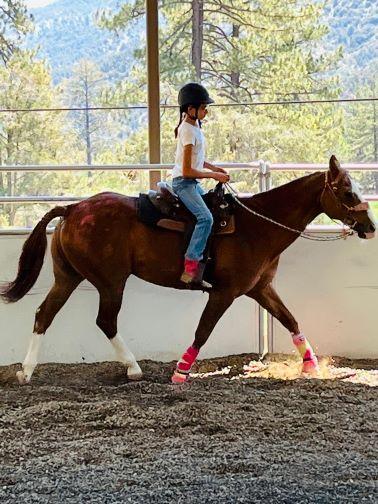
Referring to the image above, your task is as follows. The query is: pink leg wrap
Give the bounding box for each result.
[292,333,319,373]
[171,345,199,384]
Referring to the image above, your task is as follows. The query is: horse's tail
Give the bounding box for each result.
[0,206,68,303]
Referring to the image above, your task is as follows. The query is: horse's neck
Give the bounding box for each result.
[244,171,324,246]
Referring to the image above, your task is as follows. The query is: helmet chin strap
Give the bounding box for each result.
[186,106,199,121]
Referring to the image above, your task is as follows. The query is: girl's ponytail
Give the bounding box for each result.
[174,105,185,138]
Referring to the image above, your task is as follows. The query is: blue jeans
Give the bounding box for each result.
[172,177,213,261]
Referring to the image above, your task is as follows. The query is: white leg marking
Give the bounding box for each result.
[110,334,142,380]
[17,333,43,385]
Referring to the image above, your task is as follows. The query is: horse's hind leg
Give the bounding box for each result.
[96,286,142,380]
[17,270,83,384]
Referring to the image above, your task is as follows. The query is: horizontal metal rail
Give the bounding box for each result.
[0,162,376,235]
[0,162,376,205]
[0,162,377,172]
[0,194,376,204]
[269,162,378,171]
[0,162,258,172]
[0,225,365,236]
[0,196,82,203]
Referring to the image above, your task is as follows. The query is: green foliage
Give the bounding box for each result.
[98,0,347,191]
[0,51,82,225]
[343,77,378,192]
[0,0,32,65]
[0,0,376,229]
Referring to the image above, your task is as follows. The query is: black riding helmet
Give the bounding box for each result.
[174,83,214,137]
[178,82,214,108]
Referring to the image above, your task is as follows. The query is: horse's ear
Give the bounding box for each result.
[329,155,341,181]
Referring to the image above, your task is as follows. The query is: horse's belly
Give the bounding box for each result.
[131,223,185,288]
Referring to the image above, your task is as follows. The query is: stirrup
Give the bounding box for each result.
[180,272,212,289]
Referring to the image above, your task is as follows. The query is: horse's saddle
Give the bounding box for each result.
[137,181,235,235]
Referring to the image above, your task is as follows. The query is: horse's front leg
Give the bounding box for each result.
[171,292,235,384]
[246,283,319,374]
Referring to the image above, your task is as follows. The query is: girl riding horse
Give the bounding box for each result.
[172,83,230,288]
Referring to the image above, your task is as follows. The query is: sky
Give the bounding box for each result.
[25,0,56,8]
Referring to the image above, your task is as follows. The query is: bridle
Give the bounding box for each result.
[225,171,369,242]
[322,171,369,229]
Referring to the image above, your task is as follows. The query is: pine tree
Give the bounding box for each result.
[97,1,346,180]
[0,52,80,226]
[0,0,32,65]
[345,78,378,191]
[62,60,108,167]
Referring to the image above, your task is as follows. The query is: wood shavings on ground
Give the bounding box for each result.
[190,366,231,379]
[238,357,378,387]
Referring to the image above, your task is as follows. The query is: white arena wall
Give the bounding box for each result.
[272,233,378,359]
[0,232,376,365]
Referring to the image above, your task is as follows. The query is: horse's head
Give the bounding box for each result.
[320,155,376,239]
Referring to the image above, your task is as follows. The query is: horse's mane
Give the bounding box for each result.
[239,171,323,206]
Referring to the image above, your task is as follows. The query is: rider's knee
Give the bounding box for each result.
[199,212,213,228]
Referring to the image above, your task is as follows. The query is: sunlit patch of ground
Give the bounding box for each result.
[192,355,378,386]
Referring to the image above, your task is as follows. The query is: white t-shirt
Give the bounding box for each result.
[172,121,206,178]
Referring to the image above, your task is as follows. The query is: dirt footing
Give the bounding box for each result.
[0,354,377,503]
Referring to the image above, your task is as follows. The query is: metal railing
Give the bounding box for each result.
[0,160,377,218]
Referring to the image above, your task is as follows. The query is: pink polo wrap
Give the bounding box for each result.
[292,333,319,373]
[177,345,199,372]
[171,345,199,384]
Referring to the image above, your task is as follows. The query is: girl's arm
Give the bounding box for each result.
[204,161,228,174]
[182,145,217,179]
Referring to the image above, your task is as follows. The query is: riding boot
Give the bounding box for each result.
[180,259,212,289]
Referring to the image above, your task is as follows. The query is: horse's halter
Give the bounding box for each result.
[321,171,369,228]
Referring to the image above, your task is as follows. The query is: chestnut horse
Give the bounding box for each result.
[1,156,375,384]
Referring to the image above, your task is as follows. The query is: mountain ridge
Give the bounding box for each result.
[26,0,377,91]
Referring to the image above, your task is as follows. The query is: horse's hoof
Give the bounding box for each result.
[171,371,188,384]
[127,365,143,381]
[302,358,320,375]
[16,370,29,385]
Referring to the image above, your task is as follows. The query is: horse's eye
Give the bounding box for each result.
[345,191,354,199]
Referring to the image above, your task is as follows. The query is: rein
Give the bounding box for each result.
[224,173,358,242]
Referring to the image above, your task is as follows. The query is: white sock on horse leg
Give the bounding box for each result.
[17,333,43,384]
[110,334,142,380]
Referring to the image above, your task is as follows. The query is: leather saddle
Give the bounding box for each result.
[137,181,235,235]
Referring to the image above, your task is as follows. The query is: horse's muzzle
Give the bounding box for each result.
[356,221,376,239]
[362,232,376,239]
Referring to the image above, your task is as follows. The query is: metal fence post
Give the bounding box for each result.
[258,160,268,358]
[265,161,274,355]
[256,159,275,358]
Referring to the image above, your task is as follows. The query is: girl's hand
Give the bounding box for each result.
[212,172,230,183]
[215,166,228,174]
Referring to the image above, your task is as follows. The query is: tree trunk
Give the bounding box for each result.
[230,24,240,90]
[191,0,203,81]
[0,152,4,195]
[84,75,93,184]
[84,75,93,187]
